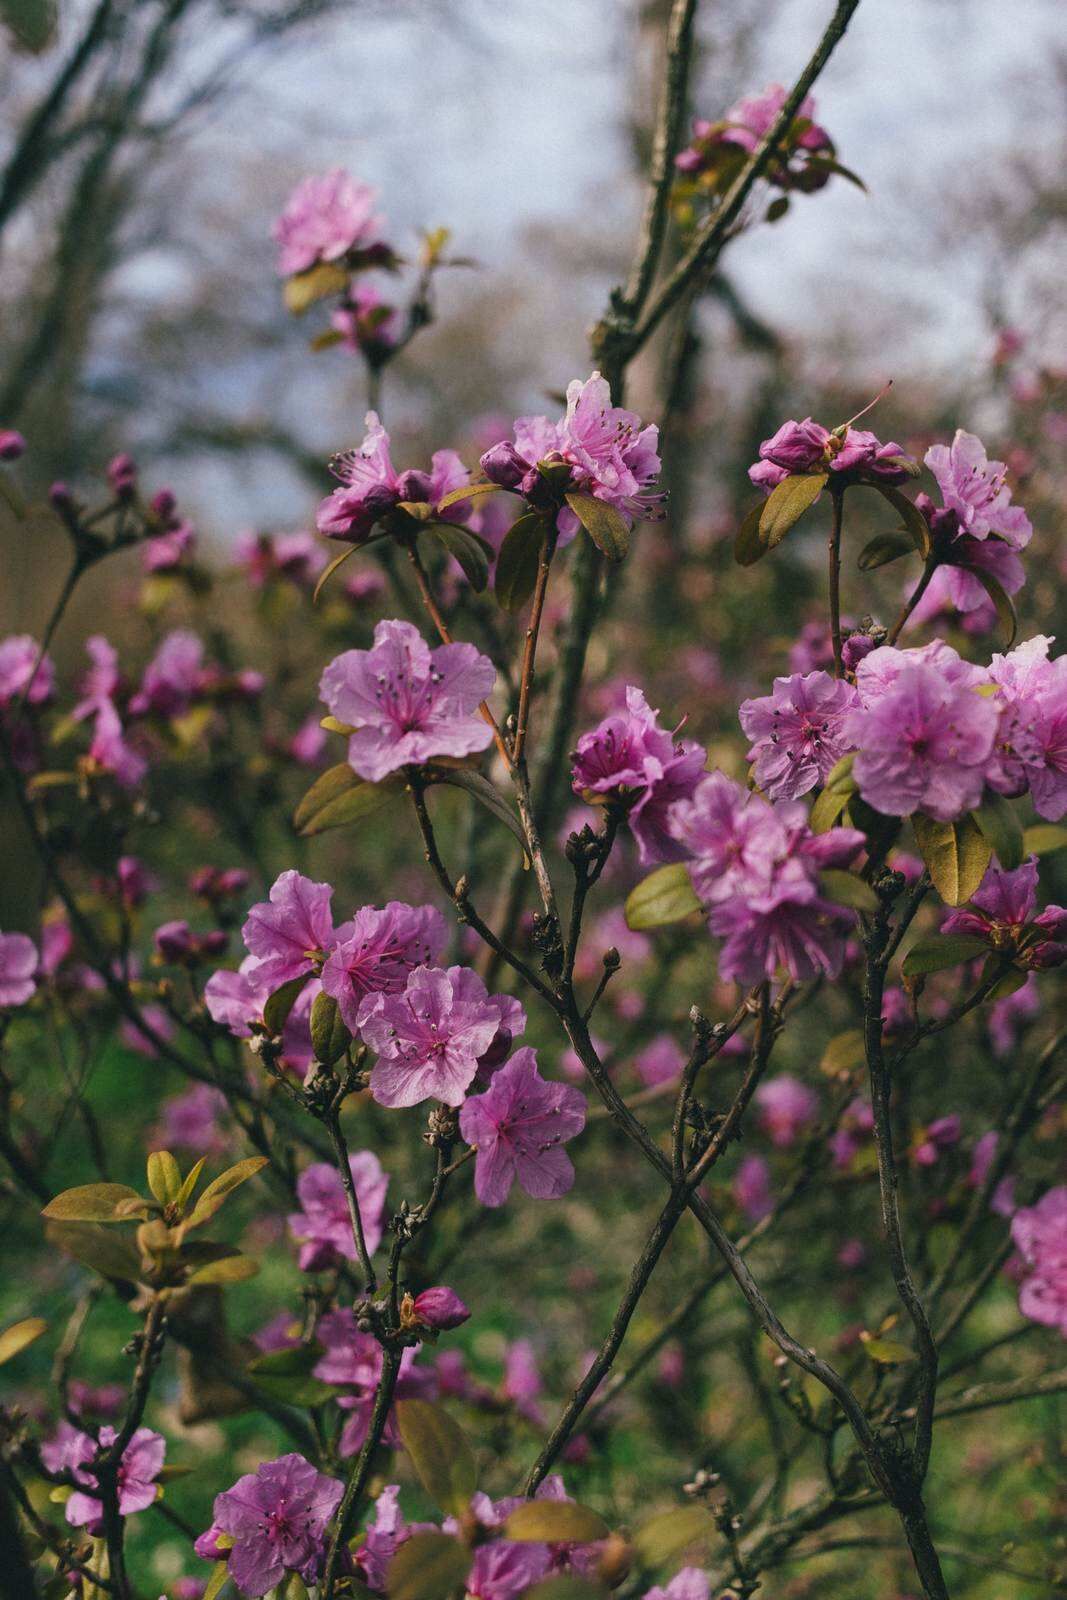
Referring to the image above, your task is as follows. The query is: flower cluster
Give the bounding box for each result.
[1011,1188,1067,1337]
[674,83,836,192]
[748,416,915,492]
[316,412,473,544]
[273,169,387,278]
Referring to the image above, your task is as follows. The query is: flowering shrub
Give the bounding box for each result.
[1,9,1066,1600]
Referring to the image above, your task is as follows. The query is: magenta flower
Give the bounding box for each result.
[749,418,914,492]
[739,671,859,801]
[467,1541,552,1600]
[0,634,54,706]
[142,519,196,573]
[361,966,502,1108]
[320,901,448,1032]
[479,372,664,542]
[987,636,1067,821]
[331,283,401,356]
[240,870,335,989]
[571,686,706,864]
[273,169,382,277]
[635,1034,686,1088]
[320,619,495,781]
[313,1313,433,1455]
[1011,1187,1067,1337]
[56,1425,166,1531]
[458,1047,587,1207]
[129,629,204,718]
[288,1151,388,1271]
[0,931,37,1007]
[754,1074,818,1147]
[924,430,1032,545]
[201,1453,344,1596]
[316,411,473,544]
[843,643,998,821]
[204,957,272,1038]
[155,1084,228,1153]
[941,857,1067,968]
[411,1286,471,1330]
[733,1153,774,1222]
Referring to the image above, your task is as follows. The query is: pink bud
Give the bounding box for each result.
[412,1286,470,1330]
[0,429,26,461]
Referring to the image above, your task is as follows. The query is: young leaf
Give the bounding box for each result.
[313,543,357,605]
[174,1157,207,1214]
[44,1222,142,1282]
[203,1560,232,1600]
[262,974,312,1037]
[504,1501,611,1543]
[624,865,701,931]
[495,513,545,612]
[733,502,766,567]
[310,991,351,1067]
[564,492,629,561]
[437,480,508,512]
[186,1255,259,1287]
[0,1316,47,1365]
[981,956,1027,1000]
[860,1334,915,1365]
[757,472,827,550]
[974,792,1024,870]
[295,771,403,839]
[912,812,991,907]
[41,1183,144,1224]
[856,531,914,571]
[901,934,989,977]
[809,786,852,834]
[427,523,492,592]
[871,484,931,556]
[422,765,527,854]
[1023,824,1067,857]
[396,1398,477,1517]
[818,869,878,912]
[147,1150,183,1209]
[819,1029,865,1076]
[386,1534,471,1600]
[185,1157,269,1229]
[293,763,358,831]
[632,1505,714,1565]
[283,262,349,314]
[972,568,1018,648]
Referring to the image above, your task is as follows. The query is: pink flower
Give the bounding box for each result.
[924,430,1032,545]
[288,1151,388,1271]
[987,636,1067,821]
[843,643,998,821]
[89,699,148,788]
[988,973,1041,1057]
[458,1047,587,1206]
[241,870,335,988]
[57,1425,166,1531]
[129,629,204,718]
[466,1542,551,1600]
[273,169,382,277]
[201,1453,344,1596]
[0,634,53,705]
[289,715,328,766]
[942,856,1067,967]
[142,520,196,573]
[635,1034,686,1088]
[320,619,495,781]
[733,1153,773,1221]
[204,958,272,1038]
[313,1313,432,1455]
[739,671,859,801]
[754,1074,818,1146]
[320,901,448,1033]
[411,1286,471,1330]
[316,412,400,541]
[361,966,503,1108]
[644,1568,711,1600]
[571,686,705,864]
[749,419,914,492]
[332,283,401,355]
[0,931,37,1007]
[155,1084,228,1152]
[829,1097,874,1171]
[1011,1187,1067,1337]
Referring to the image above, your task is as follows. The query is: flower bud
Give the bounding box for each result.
[412,1286,471,1330]
[479,441,526,489]
[0,429,26,461]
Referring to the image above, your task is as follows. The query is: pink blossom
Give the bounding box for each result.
[1011,1187,1067,1337]
[57,1425,166,1531]
[320,619,495,781]
[204,958,272,1037]
[200,1453,344,1596]
[142,520,196,573]
[754,1074,818,1146]
[739,671,859,800]
[829,1097,874,1171]
[319,901,448,1033]
[411,1286,471,1330]
[571,686,705,864]
[155,1084,228,1152]
[643,1568,711,1600]
[360,965,502,1108]
[942,856,1067,967]
[0,634,54,705]
[331,282,401,355]
[89,698,148,787]
[313,1313,432,1454]
[0,931,37,1007]
[466,1542,551,1600]
[635,1034,686,1088]
[129,629,204,718]
[241,870,335,988]
[236,530,326,589]
[988,973,1041,1056]
[0,427,26,459]
[987,636,1067,821]
[288,1151,388,1271]
[749,418,914,492]
[843,643,998,821]
[913,1115,961,1167]
[924,430,1032,545]
[316,412,472,544]
[273,169,382,277]
[288,715,328,766]
[733,1153,773,1221]
[458,1046,587,1206]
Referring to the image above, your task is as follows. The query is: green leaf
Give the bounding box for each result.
[437,481,508,512]
[564,492,629,561]
[1023,824,1067,857]
[147,1150,182,1208]
[174,1157,207,1214]
[386,1533,471,1600]
[733,502,766,567]
[901,934,990,977]
[248,1343,321,1379]
[313,543,358,604]
[861,1335,915,1365]
[203,1560,232,1600]
[294,766,403,838]
[912,812,991,907]
[283,262,349,314]
[972,568,1018,648]
[186,1254,259,1287]
[310,992,351,1067]
[824,752,858,793]
[44,1222,141,1282]
[625,864,700,931]
[757,472,827,550]
[186,1157,269,1229]
[494,512,545,612]
[0,0,57,52]
[504,1501,611,1543]
[0,1316,47,1365]
[632,1505,715,1565]
[809,786,852,834]
[396,1398,477,1518]
[819,869,878,912]
[41,1183,143,1223]
[819,1028,865,1076]
[248,1343,333,1406]
[974,792,1024,870]
[981,956,1027,1000]
[428,523,493,592]
[262,975,312,1037]
[857,531,914,571]
[802,154,868,192]
[872,484,931,556]
[422,765,527,854]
